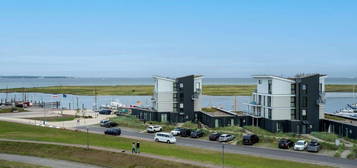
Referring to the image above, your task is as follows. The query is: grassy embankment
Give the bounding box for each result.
[0,121,333,168]
[28,114,77,122]
[0,159,49,168]
[1,84,355,96]
[0,107,28,113]
[0,141,202,168]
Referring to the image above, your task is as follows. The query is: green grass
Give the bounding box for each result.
[0,84,354,96]
[110,115,176,131]
[0,107,28,113]
[0,159,49,168]
[325,114,346,121]
[110,115,146,129]
[0,121,333,168]
[201,107,218,112]
[0,141,202,168]
[325,85,357,92]
[311,132,339,142]
[347,144,357,159]
[27,115,77,122]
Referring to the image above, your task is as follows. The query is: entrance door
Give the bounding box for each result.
[302,125,306,134]
[215,119,219,128]
[161,114,167,122]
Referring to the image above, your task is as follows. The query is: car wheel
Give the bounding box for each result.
[155,138,159,142]
[167,140,170,144]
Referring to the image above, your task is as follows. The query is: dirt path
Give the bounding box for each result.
[0,138,222,168]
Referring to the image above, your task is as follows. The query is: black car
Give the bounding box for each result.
[104,128,121,136]
[100,120,118,128]
[278,139,294,149]
[180,128,192,137]
[209,132,222,141]
[242,134,259,145]
[190,130,204,138]
[99,109,112,115]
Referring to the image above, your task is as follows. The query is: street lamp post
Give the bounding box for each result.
[86,127,89,150]
[222,143,225,168]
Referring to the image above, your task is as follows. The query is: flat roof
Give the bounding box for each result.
[200,107,236,117]
[252,75,295,83]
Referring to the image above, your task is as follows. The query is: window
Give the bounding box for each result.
[301,84,307,94]
[268,80,272,94]
[267,96,271,107]
[268,109,272,119]
[180,103,184,108]
[258,95,262,105]
[258,80,262,84]
[302,109,306,116]
[302,96,308,107]
[161,114,167,122]
[290,97,295,107]
[291,84,296,94]
[291,109,296,120]
[180,83,184,88]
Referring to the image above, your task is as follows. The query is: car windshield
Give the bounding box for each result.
[296,142,304,145]
[174,128,180,131]
[309,142,318,146]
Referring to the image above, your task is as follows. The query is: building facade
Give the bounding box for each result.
[247,74,326,134]
[133,75,202,123]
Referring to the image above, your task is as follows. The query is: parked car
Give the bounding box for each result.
[190,130,204,138]
[99,109,112,115]
[170,128,183,136]
[209,132,222,141]
[307,140,321,152]
[154,132,176,144]
[180,128,192,137]
[218,134,235,142]
[100,120,118,128]
[104,128,121,136]
[147,125,162,133]
[278,139,294,149]
[242,134,259,145]
[294,140,308,151]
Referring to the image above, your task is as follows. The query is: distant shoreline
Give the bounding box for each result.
[0,84,355,96]
[0,76,73,79]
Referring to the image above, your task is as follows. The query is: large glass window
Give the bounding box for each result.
[268,80,272,94]
[268,109,272,119]
[267,96,271,107]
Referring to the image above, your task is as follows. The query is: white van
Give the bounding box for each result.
[154,132,176,144]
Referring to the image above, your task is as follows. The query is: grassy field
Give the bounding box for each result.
[0,159,49,168]
[27,114,77,122]
[1,84,355,96]
[0,107,28,113]
[0,141,203,168]
[0,121,333,168]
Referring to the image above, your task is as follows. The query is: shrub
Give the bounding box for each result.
[311,132,338,142]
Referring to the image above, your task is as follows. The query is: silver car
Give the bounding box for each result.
[218,134,235,142]
[307,140,321,152]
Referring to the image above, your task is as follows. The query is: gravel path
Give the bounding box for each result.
[0,153,104,168]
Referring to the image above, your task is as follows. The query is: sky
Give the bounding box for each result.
[0,0,356,78]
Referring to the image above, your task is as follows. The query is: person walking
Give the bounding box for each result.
[136,141,140,154]
[131,142,136,154]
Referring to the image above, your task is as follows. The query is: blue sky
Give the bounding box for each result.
[0,0,356,77]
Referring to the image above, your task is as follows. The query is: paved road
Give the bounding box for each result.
[0,153,103,168]
[77,125,357,168]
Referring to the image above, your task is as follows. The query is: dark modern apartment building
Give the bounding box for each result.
[246,74,326,134]
[132,75,203,123]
